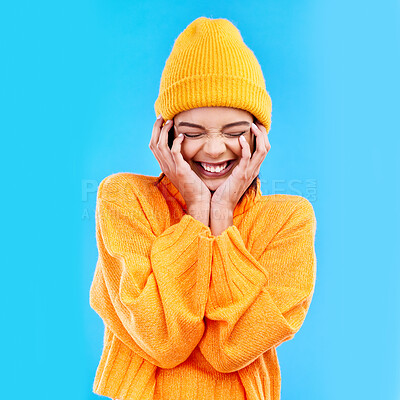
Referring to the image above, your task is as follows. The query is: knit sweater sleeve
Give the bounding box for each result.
[89,176,213,369]
[198,197,317,373]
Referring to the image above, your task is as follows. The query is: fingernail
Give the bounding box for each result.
[252,122,257,129]
[157,113,162,120]
[165,119,171,124]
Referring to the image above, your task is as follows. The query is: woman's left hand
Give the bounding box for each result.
[210,121,271,213]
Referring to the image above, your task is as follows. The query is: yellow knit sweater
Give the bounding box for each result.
[89,172,317,400]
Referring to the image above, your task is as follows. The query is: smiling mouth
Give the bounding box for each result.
[199,161,229,172]
[194,160,235,176]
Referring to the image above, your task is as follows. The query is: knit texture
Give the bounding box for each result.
[154,17,273,133]
[89,172,317,400]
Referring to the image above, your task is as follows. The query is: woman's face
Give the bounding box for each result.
[173,107,255,192]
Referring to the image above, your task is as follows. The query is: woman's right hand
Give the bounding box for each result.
[149,115,211,224]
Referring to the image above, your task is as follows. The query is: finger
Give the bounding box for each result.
[239,135,252,162]
[255,121,271,152]
[157,120,175,164]
[149,114,164,150]
[255,120,267,134]
[157,119,172,149]
[253,122,267,156]
[250,122,269,168]
[149,117,173,174]
[234,135,252,178]
[170,134,188,172]
[264,132,271,152]
[149,116,170,171]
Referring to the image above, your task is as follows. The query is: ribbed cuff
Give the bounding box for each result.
[206,224,268,313]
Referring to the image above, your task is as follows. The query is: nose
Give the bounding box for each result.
[202,136,227,159]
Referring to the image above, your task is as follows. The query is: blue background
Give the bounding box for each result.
[1,1,399,399]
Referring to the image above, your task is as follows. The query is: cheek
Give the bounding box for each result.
[180,141,198,161]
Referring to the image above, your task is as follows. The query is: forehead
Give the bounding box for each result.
[174,107,252,127]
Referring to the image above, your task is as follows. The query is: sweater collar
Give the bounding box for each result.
[157,173,262,217]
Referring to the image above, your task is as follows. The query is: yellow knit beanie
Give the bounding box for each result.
[154,17,272,133]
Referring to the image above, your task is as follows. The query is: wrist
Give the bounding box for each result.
[210,206,233,222]
[210,206,233,236]
[186,202,210,226]
[186,201,210,212]
[210,200,234,214]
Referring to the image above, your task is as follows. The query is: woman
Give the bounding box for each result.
[89,17,317,400]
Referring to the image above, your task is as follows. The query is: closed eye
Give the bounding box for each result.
[224,131,246,137]
[183,133,204,138]
[183,131,247,138]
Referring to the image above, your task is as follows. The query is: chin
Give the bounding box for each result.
[203,178,226,192]
[189,163,230,192]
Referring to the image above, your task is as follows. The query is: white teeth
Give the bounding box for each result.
[200,161,228,173]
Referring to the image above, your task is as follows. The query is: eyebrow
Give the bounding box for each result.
[177,121,251,129]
